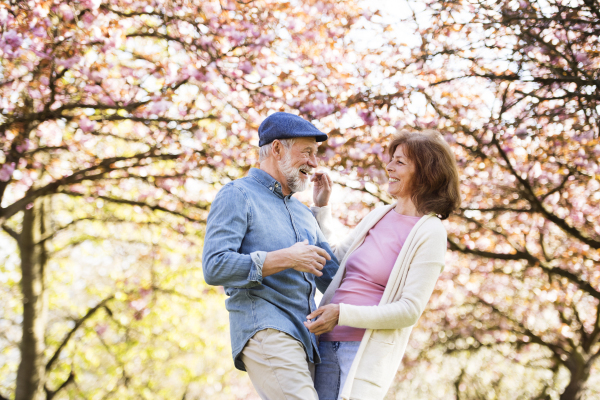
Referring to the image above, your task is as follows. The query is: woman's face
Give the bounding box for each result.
[386,145,416,198]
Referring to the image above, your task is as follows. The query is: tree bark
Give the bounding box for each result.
[15,199,48,400]
[560,352,590,400]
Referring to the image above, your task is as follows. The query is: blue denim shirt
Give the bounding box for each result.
[202,168,339,371]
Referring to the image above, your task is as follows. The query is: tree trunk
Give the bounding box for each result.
[15,200,48,400]
[560,352,590,400]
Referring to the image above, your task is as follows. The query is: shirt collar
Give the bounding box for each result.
[248,168,288,198]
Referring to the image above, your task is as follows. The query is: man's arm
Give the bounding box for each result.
[202,184,264,288]
[202,185,331,288]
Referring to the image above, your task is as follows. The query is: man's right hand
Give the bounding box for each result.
[262,240,332,278]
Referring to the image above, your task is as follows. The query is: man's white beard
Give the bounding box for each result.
[279,153,310,193]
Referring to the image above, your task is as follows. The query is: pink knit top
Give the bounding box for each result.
[320,210,421,342]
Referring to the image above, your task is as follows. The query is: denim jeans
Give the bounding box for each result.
[314,341,361,400]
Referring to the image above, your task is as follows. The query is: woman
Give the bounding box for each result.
[305,130,460,400]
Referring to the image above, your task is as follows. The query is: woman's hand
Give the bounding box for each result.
[312,172,332,207]
[304,304,340,335]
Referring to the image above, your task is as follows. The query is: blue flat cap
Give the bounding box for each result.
[258,112,328,147]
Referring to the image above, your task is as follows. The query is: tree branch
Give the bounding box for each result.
[45,370,75,400]
[0,150,180,223]
[46,295,115,372]
[492,140,600,249]
[448,237,600,300]
[475,295,568,360]
[1,224,19,241]
[58,191,206,223]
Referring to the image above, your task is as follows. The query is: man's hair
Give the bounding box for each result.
[258,138,296,162]
[387,130,461,220]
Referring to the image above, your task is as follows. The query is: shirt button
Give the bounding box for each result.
[269,186,273,190]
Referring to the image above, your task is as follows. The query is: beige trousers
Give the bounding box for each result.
[241,328,318,400]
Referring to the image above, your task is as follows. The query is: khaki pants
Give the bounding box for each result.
[241,328,318,400]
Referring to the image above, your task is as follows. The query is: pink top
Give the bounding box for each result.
[320,210,421,342]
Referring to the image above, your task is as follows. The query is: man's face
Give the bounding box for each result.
[278,137,319,193]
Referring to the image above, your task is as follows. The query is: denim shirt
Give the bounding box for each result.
[202,168,339,371]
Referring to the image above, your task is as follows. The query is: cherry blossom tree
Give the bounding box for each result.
[0,1,372,399]
[3,0,597,398]
[312,0,599,398]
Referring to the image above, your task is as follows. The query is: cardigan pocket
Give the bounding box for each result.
[354,334,395,387]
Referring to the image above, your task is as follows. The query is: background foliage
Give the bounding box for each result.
[0,0,598,399]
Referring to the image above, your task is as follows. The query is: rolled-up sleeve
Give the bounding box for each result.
[202,184,264,288]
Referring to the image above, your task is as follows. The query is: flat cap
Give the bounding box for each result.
[258,112,328,147]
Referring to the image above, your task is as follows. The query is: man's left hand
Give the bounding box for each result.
[304,304,340,335]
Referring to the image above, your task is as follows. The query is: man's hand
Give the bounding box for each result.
[304,304,340,335]
[312,172,332,207]
[262,240,332,278]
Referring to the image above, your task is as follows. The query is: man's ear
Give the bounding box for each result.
[271,140,283,160]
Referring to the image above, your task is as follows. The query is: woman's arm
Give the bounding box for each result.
[339,227,446,330]
[311,206,358,262]
[310,172,362,261]
[305,225,446,333]
[338,261,442,329]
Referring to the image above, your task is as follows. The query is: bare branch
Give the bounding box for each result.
[152,286,206,303]
[448,237,600,300]
[475,295,568,360]
[46,295,115,372]
[58,191,206,223]
[45,370,75,400]
[1,224,19,241]
[0,150,180,223]
[492,141,600,249]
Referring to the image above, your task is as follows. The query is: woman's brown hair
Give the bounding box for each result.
[387,130,461,220]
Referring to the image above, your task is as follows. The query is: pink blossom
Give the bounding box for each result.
[81,0,101,10]
[82,12,95,27]
[358,109,376,126]
[95,324,108,336]
[0,162,16,182]
[444,134,456,144]
[239,61,253,74]
[32,25,47,38]
[29,89,42,99]
[575,53,589,64]
[515,128,528,139]
[302,101,334,118]
[16,139,31,153]
[315,92,327,102]
[189,68,208,82]
[79,116,96,133]
[34,5,49,18]
[58,4,74,21]
[57,56,81,69]
[129,299,147,311]
[0,30,23,58]
[253,32,275,47]
[150,100,172,114]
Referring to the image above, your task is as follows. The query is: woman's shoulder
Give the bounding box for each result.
[416,215,447,241]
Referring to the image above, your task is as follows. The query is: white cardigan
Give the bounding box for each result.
[312,204,447,400]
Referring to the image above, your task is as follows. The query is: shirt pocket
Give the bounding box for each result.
[302,229,316,245]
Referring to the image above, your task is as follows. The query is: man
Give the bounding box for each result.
[202,112,339,399]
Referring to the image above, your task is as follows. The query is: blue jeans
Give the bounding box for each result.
[314,341,361,400]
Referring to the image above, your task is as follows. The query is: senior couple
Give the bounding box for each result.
[203,112,460,400]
